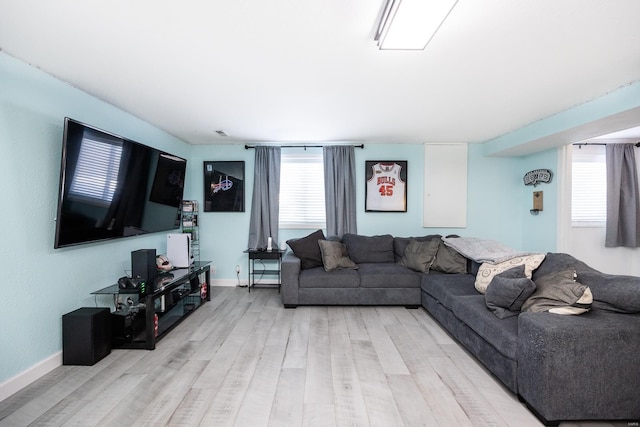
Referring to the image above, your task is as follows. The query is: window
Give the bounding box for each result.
[279,149,326,229]
[571,145,606,226]
[69,132,123,206]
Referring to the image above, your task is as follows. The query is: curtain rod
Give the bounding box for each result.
[573,142,640,147]
[244,144,364,150]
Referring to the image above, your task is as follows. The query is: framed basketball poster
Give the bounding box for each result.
[365,160,407,212]
[203,161,245,212]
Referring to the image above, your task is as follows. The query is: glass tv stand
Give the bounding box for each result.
[92,261,211,350]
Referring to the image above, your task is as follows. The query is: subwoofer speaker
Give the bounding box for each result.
[62,307,111,365]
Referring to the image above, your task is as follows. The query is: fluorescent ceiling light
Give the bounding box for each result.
[375,0,458,50]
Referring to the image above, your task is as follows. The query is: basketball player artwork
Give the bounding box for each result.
[365,161,407,212]
[203,161,245,212]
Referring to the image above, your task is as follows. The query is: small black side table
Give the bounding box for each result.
[244,249,285,292]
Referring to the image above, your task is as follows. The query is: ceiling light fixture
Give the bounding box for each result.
[375,0,458,50]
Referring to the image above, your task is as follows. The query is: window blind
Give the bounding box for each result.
[279,150,326,229]
[572,145,606,225]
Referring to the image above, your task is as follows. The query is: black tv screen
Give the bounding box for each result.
[54,118,187,248]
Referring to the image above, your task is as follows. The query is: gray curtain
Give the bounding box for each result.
[605,143,640,247]
[323,145,357,236]
[248,146,281,250]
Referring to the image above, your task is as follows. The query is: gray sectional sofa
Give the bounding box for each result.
[282,233,428,307]
[281,232,640,425]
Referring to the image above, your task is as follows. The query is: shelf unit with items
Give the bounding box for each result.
[92,262,211,350]
[181,200,200,265]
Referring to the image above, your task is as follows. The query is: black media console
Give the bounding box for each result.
[92,261,211,350]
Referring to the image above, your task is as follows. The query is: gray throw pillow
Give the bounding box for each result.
[522,269,593,315]
[318,240,358,272]
[286,229,326,269]
[393,235,442,262]
[431,240,468,274]
[485,265,536,319]
[402,238,441,273]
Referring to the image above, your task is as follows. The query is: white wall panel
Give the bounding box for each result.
[423,143,467,227]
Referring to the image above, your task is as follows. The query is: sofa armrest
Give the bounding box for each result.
[517,310,640,423]
[281,252,302,307]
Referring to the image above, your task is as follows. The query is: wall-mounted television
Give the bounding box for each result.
[54,117,187,248]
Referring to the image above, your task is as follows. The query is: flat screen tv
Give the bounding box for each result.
[54,118,187,248]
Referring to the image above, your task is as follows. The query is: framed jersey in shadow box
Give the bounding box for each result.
[365,160,407,212]
[203,161,245,212]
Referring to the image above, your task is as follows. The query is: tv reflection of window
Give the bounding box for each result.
[69,133,123,206]
[149,154,186,207]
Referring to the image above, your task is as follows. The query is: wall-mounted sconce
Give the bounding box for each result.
[530,191,543,215]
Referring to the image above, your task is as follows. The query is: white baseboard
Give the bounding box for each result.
[211,278,279,287]
[212,278,246,287]
[0,351,62,403]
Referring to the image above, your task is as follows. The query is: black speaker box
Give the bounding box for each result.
[62,307,111,365]
[110,311,144,347]
[132,248,157,295]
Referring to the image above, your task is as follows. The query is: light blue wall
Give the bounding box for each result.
[190,142,555,283]
[519,148,558,252]
[0,53,192,384]
[189,144,254,281]
[0,51,559,387]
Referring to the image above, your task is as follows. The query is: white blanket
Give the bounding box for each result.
[442,236,538,264]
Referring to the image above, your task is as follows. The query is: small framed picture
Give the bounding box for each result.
[365,160,407,212]
[203,161,245,212]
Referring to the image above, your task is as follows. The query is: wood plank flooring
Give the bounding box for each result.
[0,287,628,427]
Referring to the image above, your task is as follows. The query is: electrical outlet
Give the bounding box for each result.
[235,264,241,274]
[211,265,216,274]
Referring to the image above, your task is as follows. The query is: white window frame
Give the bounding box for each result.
[279,149,326,229]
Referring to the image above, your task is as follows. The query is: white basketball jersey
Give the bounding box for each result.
[366,163,406,211]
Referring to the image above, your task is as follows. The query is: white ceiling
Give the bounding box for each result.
[592,125,640,140]
[1,0,640,146]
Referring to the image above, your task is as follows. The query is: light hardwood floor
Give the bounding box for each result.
[0,287,628,426]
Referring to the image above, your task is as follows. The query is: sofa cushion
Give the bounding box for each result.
[485,265,536,319]
[450,295,519,360]
[580,270,640,313]
[358,263,422,288]
[431,239,469,274]
[393,235,441,262]
[531,252,593,280]
[401,238,441,273]
[342,234,395,263]
[517,310,640,422]
[286,229,326,269]
[299,266,360,288]
[534,252,640,314]
[318,240,358,272]
[475,253,546,294]
[420,271,478,309]
[522,269,593,315]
